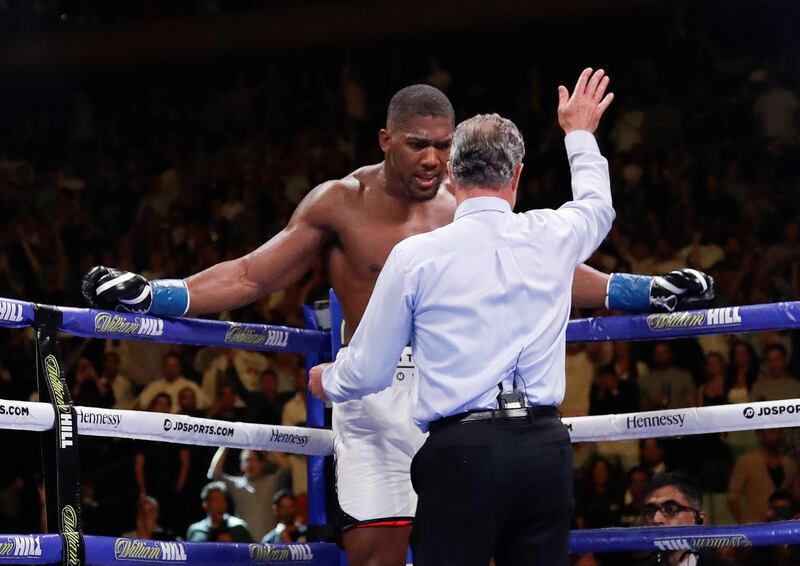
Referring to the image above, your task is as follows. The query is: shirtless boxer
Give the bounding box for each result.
[82,76,713,566]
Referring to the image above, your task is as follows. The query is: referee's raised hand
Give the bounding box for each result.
[557,67,614,134]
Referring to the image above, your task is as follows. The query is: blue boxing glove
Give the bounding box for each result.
[81,266,190,317]
[607,268,715,313]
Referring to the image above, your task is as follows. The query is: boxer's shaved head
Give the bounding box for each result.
[386,84,454,131]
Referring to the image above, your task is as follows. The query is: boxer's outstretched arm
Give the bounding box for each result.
[572,264,609,309]
[184,184,336,315]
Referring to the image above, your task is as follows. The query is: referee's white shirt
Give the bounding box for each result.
[323,130,614,431]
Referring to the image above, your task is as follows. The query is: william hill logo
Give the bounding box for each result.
[249,543,313,562]
[646,307,742,331]
[0,536,42,558]
[45,355,74,448]
[94,313,164,337]
[0,300,23,323]
[114,539,187,562]
[225,325,289,348]
[654,534,750,551]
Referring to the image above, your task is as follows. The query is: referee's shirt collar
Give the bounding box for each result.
[454,196,512,220]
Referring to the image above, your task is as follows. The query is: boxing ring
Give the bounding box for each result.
[1,296,800,564]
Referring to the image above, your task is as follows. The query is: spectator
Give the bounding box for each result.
[177,386,204,417]
[752,70,799,144]
[201,348,269,401]
[639,342,695,410]
[235,368,289,425]
[70,356,114,408]
[575,457,622,529]
[750,344,800,402]
[101,351,135,410]
[698,352,728,406]
[725,342,760,404]
[563,342,608,417]
[619,467,650,528]
[752,490,800,566]
[728,429,800,523]
[261,490,308,544]
[611,341,648,383]
[134,393,191,534]
[205,383,245,421]
[121,496,175,541]
[281,367,308,496]
[281,367,307,428]
[207,448,290,541]
[635,472,738,565]
[639,439,666,476]
[186,481,253,543]
[589,364,639,415]
[136,352,208,412]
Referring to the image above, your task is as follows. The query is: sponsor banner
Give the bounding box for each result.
[0,298,33,328]
[85,536,342,565]
[0,535,61,563]
[564,398,800,443]
[114,539,187,562]
[570,523,779,554]
[249,543,314,562]
[73,407,333,456]
[654,534,750,552]
[8,396,800,456]
[567,301,800,343]
[0,400,53,432]
[59,306,330,356]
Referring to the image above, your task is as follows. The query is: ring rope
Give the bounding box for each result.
[3,299,798,354]
[567,302,799,342]
[0,519,798,565]
[0,395,796,455]
[0,535,341,565]
[2,297,800,560]
[0,298,330,355]
[0,400,334,455]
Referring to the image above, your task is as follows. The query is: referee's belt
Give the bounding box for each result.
[428,406,558,433]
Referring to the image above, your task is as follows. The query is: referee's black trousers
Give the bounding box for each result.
[410,414,573,566]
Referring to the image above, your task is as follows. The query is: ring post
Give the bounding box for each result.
[304,301,332,539]
[33,304,84,566]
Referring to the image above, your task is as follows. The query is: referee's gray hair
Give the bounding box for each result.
[450,113,525,189]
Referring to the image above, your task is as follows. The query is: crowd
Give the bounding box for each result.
[0,1,798,563]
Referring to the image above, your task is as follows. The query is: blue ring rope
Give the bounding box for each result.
[2,298,799,351]
[1,520,798,564]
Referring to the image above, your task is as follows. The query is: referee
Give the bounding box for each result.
[310,67,615,566]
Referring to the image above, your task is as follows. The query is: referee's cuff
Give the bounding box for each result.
[321,351,347,403]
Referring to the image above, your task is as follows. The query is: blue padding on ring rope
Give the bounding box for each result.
[0,297,330,355]
[0,535,342,565]
[570,520,800,553]
[3,522,800,564]
[4,297,800,351]
[567,301,800,343]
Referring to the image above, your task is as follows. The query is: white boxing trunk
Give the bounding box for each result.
[333,346,427,525]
